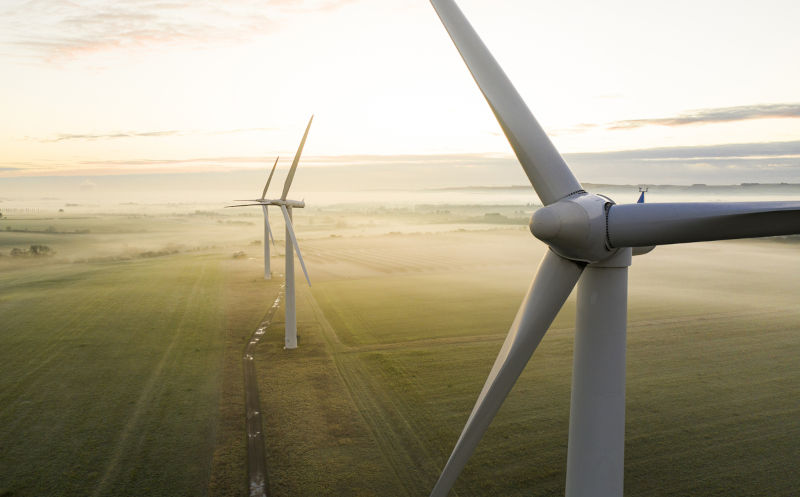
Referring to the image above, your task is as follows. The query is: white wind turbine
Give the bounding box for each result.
[229,116,313,349]
[235,155,279,279]
[427,1,800,497]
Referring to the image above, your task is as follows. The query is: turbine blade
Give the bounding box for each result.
[607,201,800,247]
[267,219,275,246]
[263,206,275,246]
[429,0,582,205]
[430,250,584,497]
[281,116,313,201]
[280,205,311,286]
[261,156,279,200]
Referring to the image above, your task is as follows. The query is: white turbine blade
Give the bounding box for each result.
[430,250,584,497]
[261,156,279,200]
[429,0,582,205]
[267,218,275,246]
[608,201,800,247]
[280,205,311,286]
[225,203,265,208]
[281,116,314,201]
[263,207,276,246]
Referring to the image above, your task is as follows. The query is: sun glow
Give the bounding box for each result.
[1,0,799,181]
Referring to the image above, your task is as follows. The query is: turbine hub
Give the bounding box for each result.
[530,193,617,263]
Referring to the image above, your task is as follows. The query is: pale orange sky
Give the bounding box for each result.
[1,0,800,183]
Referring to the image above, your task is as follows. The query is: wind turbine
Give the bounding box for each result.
[427,1,800,496]
[235,156,279,279]
[228,116,314,349]
[637,186,648,204]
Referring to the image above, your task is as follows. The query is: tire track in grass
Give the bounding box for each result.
[0,272,115,417]
[244,285,283,497]
[301,286,449,497]
[91,262,209,497]
[311,306,800,356]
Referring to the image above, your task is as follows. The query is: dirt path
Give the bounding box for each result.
[244,286,283,497]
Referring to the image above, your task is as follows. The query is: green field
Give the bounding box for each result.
[0,211,278,497]
[1,207,799,496]
[0,253,224,496]
[259,230,800,496]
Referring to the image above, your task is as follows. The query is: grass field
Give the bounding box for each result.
[259,229,800,496]
[2,205,798,496]
[0,211,278,497]
[0,253,226,496]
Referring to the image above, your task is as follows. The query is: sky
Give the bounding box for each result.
[1,0,800,186]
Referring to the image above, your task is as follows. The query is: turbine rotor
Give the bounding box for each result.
[530,193,616,264]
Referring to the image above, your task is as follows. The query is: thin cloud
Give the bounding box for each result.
[5,141,800,186]
[564,140,800,161]
[46,131,180,142]
[0,0,360,60]
[74,142,800,169]
[38,127,276,142]
[564,141,800,184]
[609,103,800,129]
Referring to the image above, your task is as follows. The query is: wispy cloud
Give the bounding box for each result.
[36,127,276,142]
[564,140,800,161]
[5,141,800,186]
[553,103,800,135]
[0,0,359,60]
[563,140,800,184]
[609,103,800,129]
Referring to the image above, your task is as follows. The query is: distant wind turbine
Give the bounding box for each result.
[228,116,314,349]
[427,1,800,496]
[233,156,279,279]
[637,186,648,204]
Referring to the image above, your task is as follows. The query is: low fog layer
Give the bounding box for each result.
[2,169,800,211]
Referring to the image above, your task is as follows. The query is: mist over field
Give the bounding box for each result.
[1,173,799,496]
[3,163,800,211]
[3,0,800,493]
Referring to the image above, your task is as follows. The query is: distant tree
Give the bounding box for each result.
[29,245,52,256]
[10,248,25,256]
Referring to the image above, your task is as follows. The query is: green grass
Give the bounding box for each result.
[0,253,233,496]
[289,236,800,497]
[3,211,799,497]
[208,259,282,497]
[253,288,407,497]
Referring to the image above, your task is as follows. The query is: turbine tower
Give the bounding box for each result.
[237,156,279,279]
[229,116,313,349]
[427,2,800,496]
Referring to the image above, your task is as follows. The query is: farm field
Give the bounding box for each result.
[0,205,527,496]
[0,252,227,496]
[2,206,799,496]
[0,211,279,497]
[259,229,800,496]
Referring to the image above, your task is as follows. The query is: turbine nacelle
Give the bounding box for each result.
[228,198,306,209]
[529,192,617,264]
[266,198,306,208]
